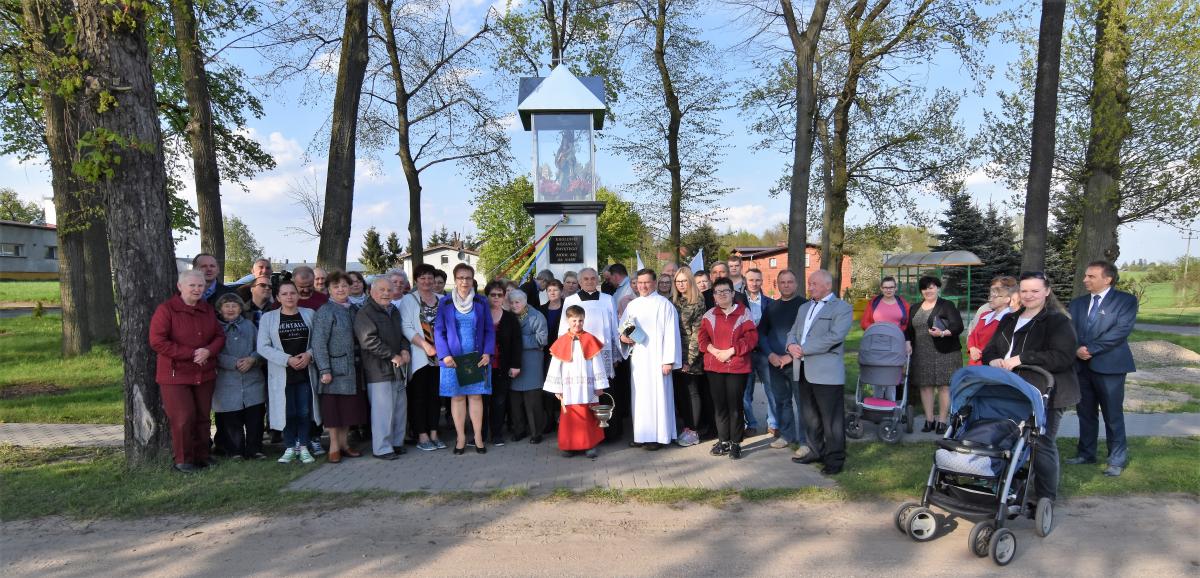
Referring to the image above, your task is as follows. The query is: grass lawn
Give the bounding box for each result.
[0,281,61,305]
[0,316,124,424]
[1129,330,1200,355]
[3,437,1195,520]
[1132,280,1199,326]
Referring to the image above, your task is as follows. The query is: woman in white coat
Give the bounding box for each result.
[258,280,322,464]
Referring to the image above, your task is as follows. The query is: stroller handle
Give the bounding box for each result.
[1013,365,1055,397]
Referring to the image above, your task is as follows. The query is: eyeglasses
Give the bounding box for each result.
[713,289,732,295]
[880,285,896,290]
[488,293,505,298]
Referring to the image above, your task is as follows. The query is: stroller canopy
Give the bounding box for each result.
[858,323,907,385]
[949,366,1046,432]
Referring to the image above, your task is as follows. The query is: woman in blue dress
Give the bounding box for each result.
[435,263,495,454]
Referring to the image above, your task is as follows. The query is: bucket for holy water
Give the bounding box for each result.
[591,392,615,428]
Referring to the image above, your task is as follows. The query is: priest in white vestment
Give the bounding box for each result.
[560,267,619,378]
[618,269,681,448]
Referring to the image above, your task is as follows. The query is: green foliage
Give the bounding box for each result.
[933,184,986,299]
[680,222,724,270]
[384,232,404,269]
[223,215,262,279]
[472,176,535,276]
[0,281,61,304]
[359,227,389,274]
[596,187,645,266]
[0,188,45,223]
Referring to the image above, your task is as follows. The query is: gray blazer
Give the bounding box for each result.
[311,302,360,395]
[214,316,265,412]
[786,296,853,385]
[355,298,410,385]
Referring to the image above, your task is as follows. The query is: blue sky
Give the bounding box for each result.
[2,0,1193,267]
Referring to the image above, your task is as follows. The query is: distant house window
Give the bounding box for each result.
[441,255,449,264]
[768,257,777,268]
[45,246,57,259]
[0,243,22,257]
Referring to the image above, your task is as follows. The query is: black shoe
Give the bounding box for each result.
[792,454,821,465]
[561,450,576,457]
[729,443,742,460]
[529,435,543,444]
[373,452,399,461]
[644,442,661,451]
[935,422,948,435]
[453,446,465,456]
[511,434,527,443]
[194,456,218,469]
[392,446,408,455]
[173,463,199,474]
[921,420,935,433]
[1065,456,1097,465]
[821,464,843,475]
[710,441,729,456]
[628,441,645,448]
[476,445,487,454]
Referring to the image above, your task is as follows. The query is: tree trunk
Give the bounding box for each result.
[22,0,90,355]
[75,0,177,466]
[316,0,369,271]
[781,0,830,289]
[81,211,118,343]
[651,0,684,265]
[1020,0,1066,273]
[822,48,860,296]
[169,0,224,269]
[1074,0,1130,296]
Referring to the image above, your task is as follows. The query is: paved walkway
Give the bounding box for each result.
[1135,322,1199,336]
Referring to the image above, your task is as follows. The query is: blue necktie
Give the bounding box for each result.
[1086,294,1101,330]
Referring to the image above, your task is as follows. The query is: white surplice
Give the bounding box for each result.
[618,293,682,444]
[560,292,620,378]
[543,339,610,405]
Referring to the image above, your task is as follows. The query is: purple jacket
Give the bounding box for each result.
[434,293,495,365]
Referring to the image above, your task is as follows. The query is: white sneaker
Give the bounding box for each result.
[278,447,297,463]
[299,446,316,464]
[770,437,790,449]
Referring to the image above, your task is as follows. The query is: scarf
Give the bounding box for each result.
[452,289,475,314]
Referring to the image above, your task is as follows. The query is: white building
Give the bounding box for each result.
[397,244,486,289]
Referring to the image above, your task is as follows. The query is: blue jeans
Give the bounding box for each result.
[767,363,805,443]
[283,380,313,448]
[743,352,776,430]
[1075,368,1128,467]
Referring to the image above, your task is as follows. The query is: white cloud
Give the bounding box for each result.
[358,201,391,216]
[264,132,304,166]
[717,204,786,233]
[309,51,339,75]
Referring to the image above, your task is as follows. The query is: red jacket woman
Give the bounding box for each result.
[696,278,759,459]
[148,270,225,473]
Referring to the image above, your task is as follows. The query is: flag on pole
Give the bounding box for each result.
[636,251,645,270]
[688,247,705,273]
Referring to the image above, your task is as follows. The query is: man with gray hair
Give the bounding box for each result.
[786,269,852,475]
[520,269,555,308]
[355,277,411,460]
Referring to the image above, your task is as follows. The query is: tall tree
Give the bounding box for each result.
[1020,0,1066,272]
[932,184,986,300]
[361,0,509,267]
[359,226,389,273]
[74,0,176,465]
[614,0,731,260]
[384,231,403,268]
[0,188,43,222]
[596,187,646,265]
[315,0,368,271]
[223,215,263,279]
[167,0,222,266]
[471,176,536,274]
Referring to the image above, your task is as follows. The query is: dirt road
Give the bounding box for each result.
[2,496,1196,576]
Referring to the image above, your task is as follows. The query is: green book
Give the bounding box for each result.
[454,351,485,384]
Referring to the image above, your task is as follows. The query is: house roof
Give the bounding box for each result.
[397,244,480,260]
[731,244,822,257]
[517,65,607,130]
[0,219,55,231]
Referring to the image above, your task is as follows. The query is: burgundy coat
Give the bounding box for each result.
[149,295,226,385]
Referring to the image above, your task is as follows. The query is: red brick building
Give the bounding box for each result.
[733,244,852,298]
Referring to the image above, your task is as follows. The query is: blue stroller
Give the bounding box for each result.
[846,323,913,442]
[893,365,1056,566]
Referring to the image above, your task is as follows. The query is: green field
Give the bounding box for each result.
[1122,274,1199,326]
[0,316,124,424]
[0,281,61,305]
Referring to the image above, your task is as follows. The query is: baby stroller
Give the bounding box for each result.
[846,323,913,443]
[893,365,1056,567]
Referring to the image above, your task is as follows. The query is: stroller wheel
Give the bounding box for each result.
[906,507,939,542]
[878,419,901,443]
[1034,497,1054,537]
[989,528,1017,566]
[846,417,865,439]
[904,405,915,434]
[968,520,995,558]
[893,501,921,534]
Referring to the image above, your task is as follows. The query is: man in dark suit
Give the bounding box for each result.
[1066,260,1137,477]
[519,270,554,309]
[193,253,235,308]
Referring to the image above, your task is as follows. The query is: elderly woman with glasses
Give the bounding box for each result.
[967,276,1018,366]
[435,264,494,454]
[507,288,548,443]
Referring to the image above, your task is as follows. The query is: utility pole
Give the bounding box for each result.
[1182,225,1195,306]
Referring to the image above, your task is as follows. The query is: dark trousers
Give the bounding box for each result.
[407,365,442,435]
[485,373,512,441]
[509,389,546,439]
[215,403,265,458]
[605,359,631,441]
[708,371,749,444]
[160,380,215,465]
[673,371,703,432]
[1035,408,1065,502]
[1075,368,1128,467]
[798,364,845,468]
[283,380,312,448]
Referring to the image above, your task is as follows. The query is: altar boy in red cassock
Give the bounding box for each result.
[544,305,608,458]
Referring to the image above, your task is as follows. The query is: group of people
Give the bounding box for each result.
[149,252,1137,503]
